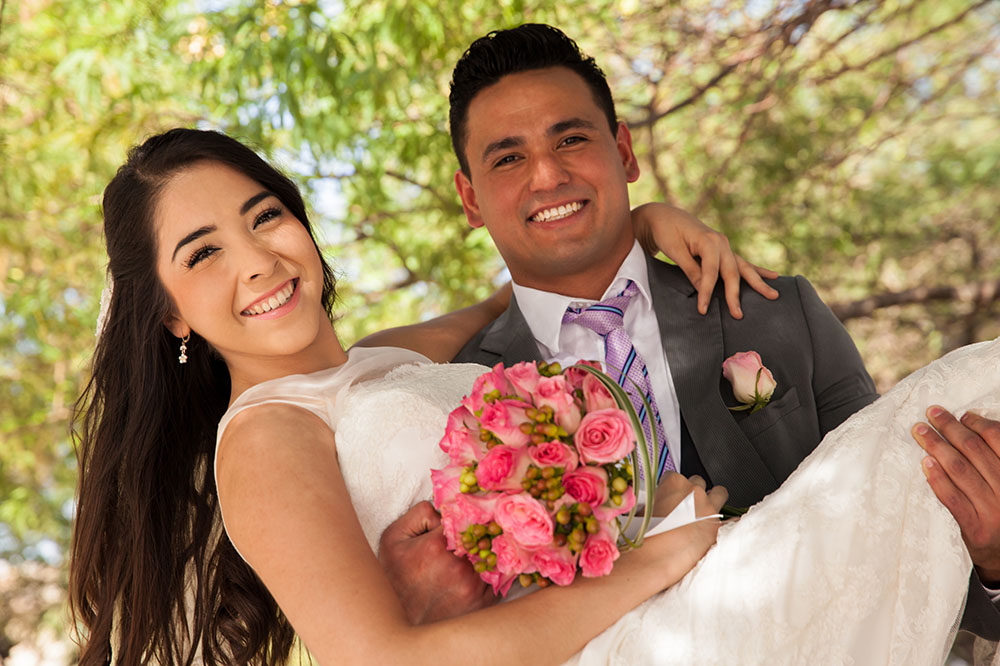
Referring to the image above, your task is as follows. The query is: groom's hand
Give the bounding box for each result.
[913,407,1000,584]
[379,500,498,624]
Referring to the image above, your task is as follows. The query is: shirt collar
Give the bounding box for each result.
[512,241,653,353]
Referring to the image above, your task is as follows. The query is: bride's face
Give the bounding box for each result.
[154,160,330,368]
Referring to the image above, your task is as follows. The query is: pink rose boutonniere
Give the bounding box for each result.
[431,360,667,596]
[722,351,777,414]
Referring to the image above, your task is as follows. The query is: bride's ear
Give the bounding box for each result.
[164,314,190,340]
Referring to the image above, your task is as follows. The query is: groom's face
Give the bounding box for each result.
[454,66,640,296]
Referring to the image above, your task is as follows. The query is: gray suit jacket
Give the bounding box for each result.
[454,256,1000,638]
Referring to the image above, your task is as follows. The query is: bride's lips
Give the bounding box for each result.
[240,279,299,320]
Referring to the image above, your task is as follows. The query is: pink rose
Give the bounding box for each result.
[722,351,776,409]
[491,533,536,576]
[581,373,617,412]
[531,375,582,434]
[475,445,532,492]
[430,466,462,510]
[505,362,542,400]
[439,425,486,466]
[479,399,532,448]
[562,466,610,507]
[563,360,601,391]
[494,494,554,548]
[439,494,495,555]
[574,408,635,464]
[479,568,517,598]
[446,404,479,432]
[579,525,620,578]
[462,363,514,414]
[531,544,579,586]
[529,440,579,472]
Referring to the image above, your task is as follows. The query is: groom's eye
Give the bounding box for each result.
[560,135,587,147]
[493,154,519,168]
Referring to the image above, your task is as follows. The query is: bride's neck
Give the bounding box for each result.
[225,323,348,403]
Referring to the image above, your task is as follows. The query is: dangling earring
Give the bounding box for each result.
[178,334,190,364]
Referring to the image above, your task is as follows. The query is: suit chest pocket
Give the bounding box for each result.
[736,386,802,439]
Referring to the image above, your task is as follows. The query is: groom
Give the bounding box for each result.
[379,23,1000,637]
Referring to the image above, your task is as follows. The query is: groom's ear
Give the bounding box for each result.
[163,314,189,341]
[454,170,485,229]
[615,122,641,184]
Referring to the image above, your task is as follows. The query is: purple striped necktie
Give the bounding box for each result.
[562,280,675,481]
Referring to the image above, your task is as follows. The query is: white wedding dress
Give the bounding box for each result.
[216,339,1000,665]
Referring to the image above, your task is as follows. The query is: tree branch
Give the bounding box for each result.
[814,0,994,84]
[830,279,1000,321]
[384,169,462,214]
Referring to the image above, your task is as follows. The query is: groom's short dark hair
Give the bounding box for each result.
[449,23,618,175]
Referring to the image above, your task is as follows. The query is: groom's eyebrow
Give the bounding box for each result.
[548,118,598,135]
[479,118,600,165]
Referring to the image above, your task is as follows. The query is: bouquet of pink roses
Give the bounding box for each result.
[431,360,662,597]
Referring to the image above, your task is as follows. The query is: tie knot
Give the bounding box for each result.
[562,281,638,337]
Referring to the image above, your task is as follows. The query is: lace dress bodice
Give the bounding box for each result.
[216,346,487,555]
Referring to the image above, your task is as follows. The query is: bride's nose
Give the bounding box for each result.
[239,241,280,282]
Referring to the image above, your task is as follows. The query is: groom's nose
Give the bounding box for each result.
[528,153,571,192]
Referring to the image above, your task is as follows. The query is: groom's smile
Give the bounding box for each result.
[454,66,641,299]
[527,199,587,224]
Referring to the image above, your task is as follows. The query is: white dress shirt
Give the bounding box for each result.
[511,241,682,470]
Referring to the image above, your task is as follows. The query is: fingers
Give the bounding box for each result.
[737,256,779,300]
[912,418,984,528]
[687,474,707,490]
[696,249,721,317]
[921,406,1000,493]
[670,247,704,310]
[401,500,442,537]
[717,251,743,320]
[962,411,1000,458]
[707,485,729,512]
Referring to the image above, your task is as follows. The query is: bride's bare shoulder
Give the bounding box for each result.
[218,403,335,474]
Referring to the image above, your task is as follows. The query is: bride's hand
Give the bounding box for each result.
[639,477,724,589]
[651,472,728,517]
[631,202,779,318]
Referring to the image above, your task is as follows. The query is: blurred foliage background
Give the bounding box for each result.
[1,0,998,661]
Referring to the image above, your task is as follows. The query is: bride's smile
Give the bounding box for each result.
[240,278,300,318]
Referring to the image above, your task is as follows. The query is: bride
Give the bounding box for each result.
[70,128,997,665]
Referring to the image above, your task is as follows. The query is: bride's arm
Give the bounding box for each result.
[217,405,720,665]
[355,204,776,361]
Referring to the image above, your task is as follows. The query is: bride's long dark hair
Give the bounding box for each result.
[69,128,337,665]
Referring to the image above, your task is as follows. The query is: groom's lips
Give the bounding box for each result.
[527,199,588,224]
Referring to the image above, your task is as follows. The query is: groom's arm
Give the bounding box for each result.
[791,276,879,434]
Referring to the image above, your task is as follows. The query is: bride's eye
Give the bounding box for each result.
[253,206,283,229]
[185,244,218,269]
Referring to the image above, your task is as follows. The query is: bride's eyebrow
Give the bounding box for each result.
[172,226,216,262]
[240,190,275,215]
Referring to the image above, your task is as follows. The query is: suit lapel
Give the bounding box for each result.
[477,294,546,365]
[646,257,777,506]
